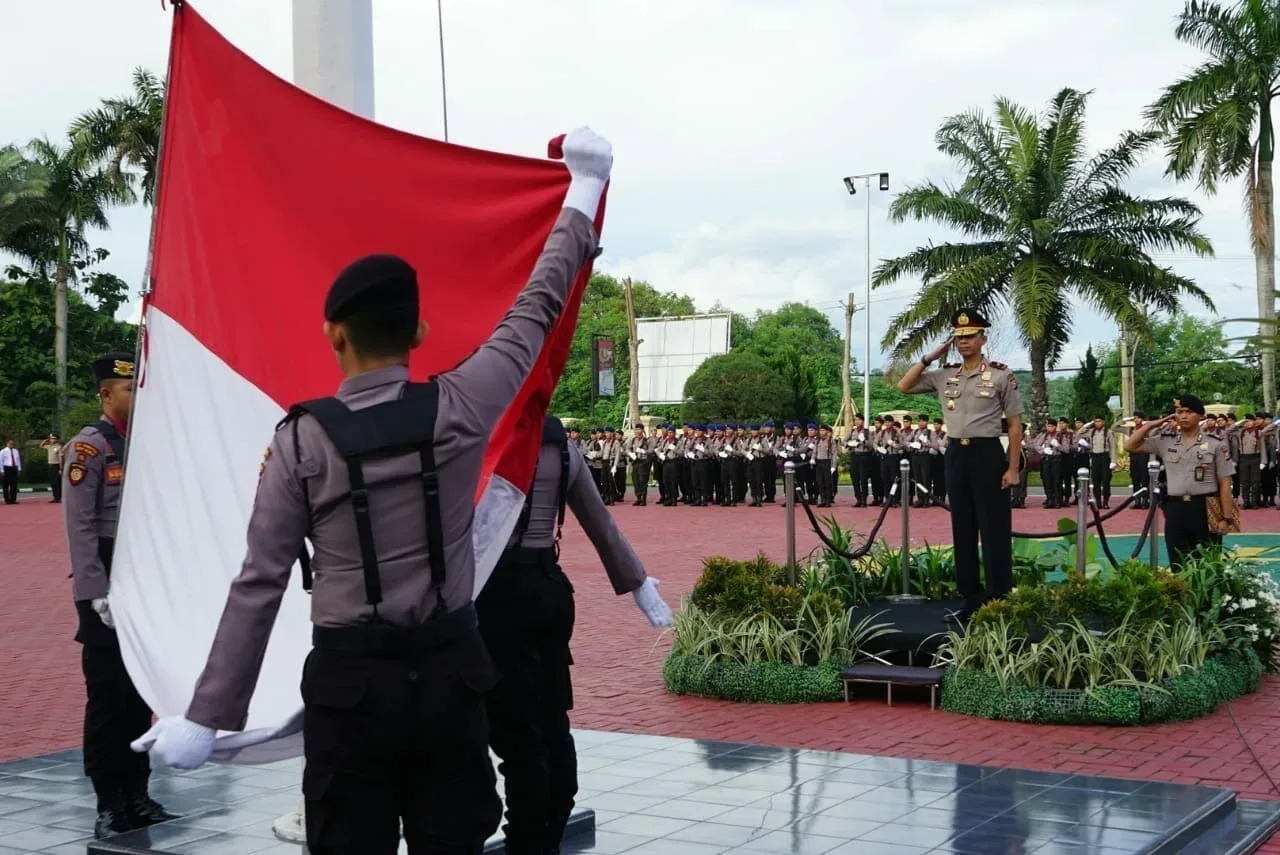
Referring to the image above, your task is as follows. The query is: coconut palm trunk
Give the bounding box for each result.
[1255,151,1276,412]
[54,257,69,435]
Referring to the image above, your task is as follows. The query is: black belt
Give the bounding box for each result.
[312,602,477,654]
[1169,494,1209,503]
[948,437,1001,447]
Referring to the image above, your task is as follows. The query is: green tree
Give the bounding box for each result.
[549,273,694,425]
[70,67,166,205]
[7,138,132,432]
[733,302,848,421]
[872,87,1215,432]
[0,144,48,246]
[1094,314,1261,416]
[1145,0,1280,412]
[0,264,134,448]
[681,351,789,424]
[1071,346,1110,421]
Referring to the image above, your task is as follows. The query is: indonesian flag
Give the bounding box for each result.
[109,4,603,763]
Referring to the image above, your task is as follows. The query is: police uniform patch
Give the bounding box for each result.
[74,441,100,459]
[258,446,271,478]
[67,463,87,486]
[105,463,123,484]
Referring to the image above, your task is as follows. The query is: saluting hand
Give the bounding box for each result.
[926,338,953,363]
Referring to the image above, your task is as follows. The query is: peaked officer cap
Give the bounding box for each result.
[324,254,419,322]
[93,353,135,381]
[952,308,990,337]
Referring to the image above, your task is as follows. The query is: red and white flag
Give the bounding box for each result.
[110,4,602,763]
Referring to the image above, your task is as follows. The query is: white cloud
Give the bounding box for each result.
[0,0,1266,375]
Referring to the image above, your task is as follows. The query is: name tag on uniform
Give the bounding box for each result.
[943,389,961,398]
[945,377,960,385]
[976,390,994,398]
[1194,465,1206,482]
[976,381,995,388]
[105,463,123,485]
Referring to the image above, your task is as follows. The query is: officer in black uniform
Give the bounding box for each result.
[62,354,179,838]
[477,416,671,854]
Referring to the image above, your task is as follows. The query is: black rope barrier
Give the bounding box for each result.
[795,477,899,561]
[923,487,1141,539]
[1127,490,1161,561]
[1088,498,1123,569]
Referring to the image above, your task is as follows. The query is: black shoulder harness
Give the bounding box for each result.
[283,381,444,618]
[510,422,570,555]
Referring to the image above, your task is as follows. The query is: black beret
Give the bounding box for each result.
[542,415,566,445]
[93,353,134,381]
[324,254,419,322]
[1175,394,1206,415]
[952,308,990,336]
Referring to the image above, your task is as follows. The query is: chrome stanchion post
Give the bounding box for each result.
[889,458,926,602]
[1148,458,1162,570]
[784,461,797,586]
[1075,467,1090,577]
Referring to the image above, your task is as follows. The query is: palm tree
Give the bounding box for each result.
[69,67,165,204]
[873,87,1215,429]
[12,137,132,431]
[1145,0,1280,413]
[0,145,49,250]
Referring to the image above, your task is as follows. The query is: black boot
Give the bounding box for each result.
[94,805,134,839]
[125,793,181,828]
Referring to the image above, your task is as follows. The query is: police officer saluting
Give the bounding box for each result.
[63,354,178,838]
[478,415,671,854]
[898,309,1024,622]
[1125,394,1239,571]
[133,127,615,854]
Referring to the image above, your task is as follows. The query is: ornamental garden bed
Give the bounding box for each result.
[662,520,1279,724]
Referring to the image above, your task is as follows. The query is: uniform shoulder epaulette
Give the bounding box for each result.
[988,360,1008,370]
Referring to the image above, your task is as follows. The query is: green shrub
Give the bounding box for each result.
[662,654,843,703]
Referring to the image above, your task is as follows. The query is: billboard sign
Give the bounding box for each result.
[635,313,732,404]
[592,335,615,398]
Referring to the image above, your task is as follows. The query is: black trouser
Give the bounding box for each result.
[1066,454,1085,499]
[869,454,884,503]
[1163,494,1222,572]
[910,452,930,505]
[630,459,651,503]
[679,458,693,502]
[815,460,834,505]
[48,463,62,501]
[748,457,767,503]
[694,458,713,503]
[612,465,626,500]
[799,462,816,502]
[879,454,901,504]
[653,459,666,503]
[1089,453,1111,505]
[1129,452,1150,508]
[1,466,16,503]
[764,455,777,501]
[1041,456,1062,506]
[733,456,748,502]
[303,610,502,854]
[663,458,681,504]
[850,453,871,503]
[716,458,730,504]
[944,439,1013,610]
[76,538,153,810]
[476,549,577,855]
[1239,453,1262,507]
[1262,462,1276,505]
[1011,454,1029,508]
[930,454,946,503]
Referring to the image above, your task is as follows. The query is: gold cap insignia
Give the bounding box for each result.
[114,360,134,376]
[957,313,969,326]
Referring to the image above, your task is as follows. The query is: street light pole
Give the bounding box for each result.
[842,172,889,420]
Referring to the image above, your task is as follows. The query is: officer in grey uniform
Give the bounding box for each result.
[623,423,653,506]
[898,309,1024,621]
[1125,394,1239,571]
[477,415,671,854]
[133,127,614,854]
[63,354,179,839]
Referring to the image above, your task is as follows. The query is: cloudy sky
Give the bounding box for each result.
[1,0,1263,373]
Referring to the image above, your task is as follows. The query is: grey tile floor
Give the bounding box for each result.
[0,729,1275,854]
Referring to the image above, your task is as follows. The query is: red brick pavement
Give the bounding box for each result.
[5,490,1280,847]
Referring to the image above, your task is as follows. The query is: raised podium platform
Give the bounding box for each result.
[0,731,1276,854]
[849,597,969,664]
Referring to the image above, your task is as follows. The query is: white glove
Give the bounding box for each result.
[633,577,673,628]
[561,126,613,217]
[131,716,217,770]
[91,597,114,629]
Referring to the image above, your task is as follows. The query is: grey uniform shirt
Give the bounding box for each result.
[909,359,1024,438]
[186,207,599,732]
[61,423,127,602]
[510,441,646,594]
[1140,430,1235,497]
